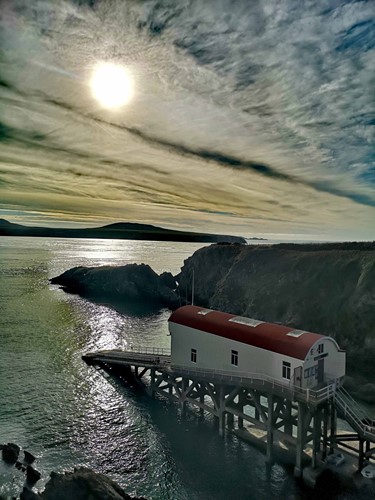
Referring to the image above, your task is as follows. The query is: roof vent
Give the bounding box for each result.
[286,329,307,338]
[197,309,213,316]
[229,317,264,327]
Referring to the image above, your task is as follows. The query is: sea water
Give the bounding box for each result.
[0,237,367,499]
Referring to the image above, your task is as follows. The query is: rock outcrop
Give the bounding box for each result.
[51,263,180,312]
[176,242,375,379]
[20,468,146,500]
[1,443,20,463]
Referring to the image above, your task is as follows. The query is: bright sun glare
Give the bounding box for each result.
[90,62,134,109]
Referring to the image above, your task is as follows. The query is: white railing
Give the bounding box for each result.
[170,364,339,404]
[126,346,171,356]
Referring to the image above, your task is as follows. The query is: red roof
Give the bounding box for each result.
[169,305,324,360]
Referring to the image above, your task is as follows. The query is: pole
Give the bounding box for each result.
[192,269,195,306]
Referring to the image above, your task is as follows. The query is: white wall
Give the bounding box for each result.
[169,323,346,389]
[170,322,303,386]
[298,337,346,388]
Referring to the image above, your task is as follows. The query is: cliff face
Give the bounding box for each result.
[176,243,375,377]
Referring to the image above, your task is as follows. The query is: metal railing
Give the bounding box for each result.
[170,364,339,404]
[118,348,337,406]
[126,346,171,356]
[334,387,375,441]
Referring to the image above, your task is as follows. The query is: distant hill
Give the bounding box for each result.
[0,218,246,244]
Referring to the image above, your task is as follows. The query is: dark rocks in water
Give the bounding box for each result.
[15,460,26,472]
[20,489,38,500]
[24,450,36,465]
[50,263,180,311]
[23,467,147,500]
[26,465,41,484]
[1,442,20,463]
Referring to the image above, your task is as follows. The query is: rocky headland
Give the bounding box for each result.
[0,218,246,244]
[51,241,375,400]
[50,263,179,313]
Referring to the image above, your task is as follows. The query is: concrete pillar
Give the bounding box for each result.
[266,395,274,465]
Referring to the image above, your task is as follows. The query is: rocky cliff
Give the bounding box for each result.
[176,242,375,380]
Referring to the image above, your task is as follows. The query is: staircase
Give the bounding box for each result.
[334,386,375,442]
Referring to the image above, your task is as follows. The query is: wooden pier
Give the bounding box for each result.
[83,348,375,483]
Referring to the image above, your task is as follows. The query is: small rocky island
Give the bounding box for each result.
[51,241,375,401]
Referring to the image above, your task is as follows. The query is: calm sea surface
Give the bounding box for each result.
[0,237,368,499]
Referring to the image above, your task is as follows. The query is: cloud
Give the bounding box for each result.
[0,0,374,239]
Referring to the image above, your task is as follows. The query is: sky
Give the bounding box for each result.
[0,0,374,240]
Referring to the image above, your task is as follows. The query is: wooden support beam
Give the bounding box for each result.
[294,402,306,478]
[359,438,364,471]
[205,382,220,411]
[225,386,242,406]
[266,394,274,465]
[330,402,336,454]
[218,385,226,436]
[322,405,329,460]
[138,367,149,379]
[312,409,321,469]
[284,401,293,435]
[247,389,267,424]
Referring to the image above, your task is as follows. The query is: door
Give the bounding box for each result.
[317,359,324,384]
[294,366,302,388]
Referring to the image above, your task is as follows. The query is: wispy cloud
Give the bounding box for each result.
[0,0,374,239]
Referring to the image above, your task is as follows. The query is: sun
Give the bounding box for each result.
[90,62,134,109]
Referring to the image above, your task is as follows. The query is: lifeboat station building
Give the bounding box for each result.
[169,305,346,389]
[84,306,375,480]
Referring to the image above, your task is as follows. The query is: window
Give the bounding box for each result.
[286,329,307,338]
[282,361,291,380]
[191,348,197,363]
[304,366,318,378]
[318,344,324,354]
[228,316,264,327]
[231,350,238,366]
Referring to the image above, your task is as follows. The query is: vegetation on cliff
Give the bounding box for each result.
[177,242,375,381]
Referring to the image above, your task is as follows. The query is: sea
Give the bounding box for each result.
[0,237,370,499]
